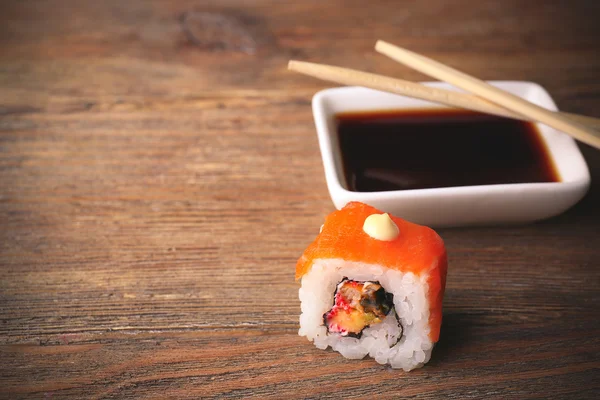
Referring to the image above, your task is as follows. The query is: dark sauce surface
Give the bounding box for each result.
[336,109,561,192]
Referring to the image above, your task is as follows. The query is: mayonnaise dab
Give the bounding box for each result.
[363,213,399,241]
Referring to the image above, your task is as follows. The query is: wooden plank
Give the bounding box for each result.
[1,0,599,398]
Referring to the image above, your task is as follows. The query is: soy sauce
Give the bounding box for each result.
[336,108,560,192]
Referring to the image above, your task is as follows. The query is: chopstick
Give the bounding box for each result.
[288,60,600,132]
[375,40,600,150]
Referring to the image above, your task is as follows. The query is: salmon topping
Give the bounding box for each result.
[323,279,394,338]
[296,202,447,343]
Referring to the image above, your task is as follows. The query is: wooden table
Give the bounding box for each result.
[1,1,599,398]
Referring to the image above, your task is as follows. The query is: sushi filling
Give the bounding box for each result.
[324,278,394,338]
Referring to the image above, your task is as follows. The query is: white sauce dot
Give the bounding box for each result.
[363,213,399,241]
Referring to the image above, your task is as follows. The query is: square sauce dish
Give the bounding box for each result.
[312,82,590,228]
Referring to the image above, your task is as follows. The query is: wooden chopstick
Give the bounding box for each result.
[288,60,600,132]
[375,40,600,150]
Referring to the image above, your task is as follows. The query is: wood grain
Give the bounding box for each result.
[1,0,599,398]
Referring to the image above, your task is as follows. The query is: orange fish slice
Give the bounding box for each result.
[296,201,447,342]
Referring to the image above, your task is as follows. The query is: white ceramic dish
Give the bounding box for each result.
[312,82,590,227]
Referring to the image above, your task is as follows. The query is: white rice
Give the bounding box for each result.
[298,259,433,371]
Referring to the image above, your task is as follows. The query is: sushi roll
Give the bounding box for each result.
[296,202,447,371]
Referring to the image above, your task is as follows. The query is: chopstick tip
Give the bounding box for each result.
[375,40,414,59]
[288,60,308,71]
[375,40,390,50]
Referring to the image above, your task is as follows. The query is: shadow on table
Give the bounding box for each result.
[427,311,478,366]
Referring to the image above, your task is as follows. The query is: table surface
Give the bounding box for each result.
[1,0,599,398]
